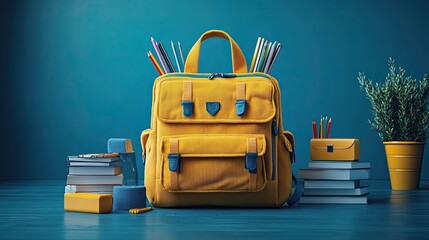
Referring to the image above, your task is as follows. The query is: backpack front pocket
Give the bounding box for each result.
[160,134,267,192]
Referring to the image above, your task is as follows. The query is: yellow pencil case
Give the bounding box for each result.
[310,138,360,161]
[64,193,112,214]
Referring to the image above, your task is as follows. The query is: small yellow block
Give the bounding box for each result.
[64,193,112,214]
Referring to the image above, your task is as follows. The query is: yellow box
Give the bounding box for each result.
[64,193,112,214]
[310,138,360,161]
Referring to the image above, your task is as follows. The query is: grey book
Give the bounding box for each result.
[308,161,371,169]
[304,180,361,189]
[300,195,368,204]
[67,155,121,163]
[66,174,123,185]
[65,185,117,193]
[299,168,369,180]
[303,186,369,196]
[68,166,122,176]
[69,161,121,167]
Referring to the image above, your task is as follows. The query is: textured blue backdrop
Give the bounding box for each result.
[1,0,428,181]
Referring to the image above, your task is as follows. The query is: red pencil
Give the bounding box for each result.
[147,51,163,75]
[312,120,318,138]
[325,118,332,138]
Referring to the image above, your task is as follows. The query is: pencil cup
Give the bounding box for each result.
[108,138,138,186]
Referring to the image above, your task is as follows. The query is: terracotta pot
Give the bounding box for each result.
[383,141,424,190]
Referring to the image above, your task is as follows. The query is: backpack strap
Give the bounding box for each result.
[286,172,304,206]
[182,81,194,117]
[283,130,303,206]
[236,83,247,116]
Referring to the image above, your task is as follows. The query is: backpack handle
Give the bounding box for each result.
[184,30,248,73]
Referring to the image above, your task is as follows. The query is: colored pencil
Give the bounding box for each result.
[171,41,181,72]
[148,51,163,75]
[312,120,318,138]
[158,42,175,72]
[151,37,168,74]
[325,117,332,138]
[178,41,185,68]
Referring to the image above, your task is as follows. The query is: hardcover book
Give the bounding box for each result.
[68,161,121,167]
[304,180,361,189]
[68,166,122,176]
[308,161,371,169]
[65,185,117,193]
[299,168,369,180]
[67,155,121,163]
[303,186,369,196]
[300,195,368,204]
[66,174,123,185]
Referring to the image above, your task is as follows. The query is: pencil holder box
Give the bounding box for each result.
[310,138,360,161]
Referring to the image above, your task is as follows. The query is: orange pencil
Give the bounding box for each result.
[147,51,164,75]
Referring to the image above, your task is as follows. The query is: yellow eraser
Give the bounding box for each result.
[64,193,113,214]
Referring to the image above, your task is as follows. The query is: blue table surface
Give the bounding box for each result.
[0,180,428,240]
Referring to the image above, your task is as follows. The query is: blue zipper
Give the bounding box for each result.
[208,73,237,79]
[272,118,278,180]
[163,72,270,80]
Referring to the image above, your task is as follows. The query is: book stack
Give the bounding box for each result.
[299,161,371,204]
[65,153,124,194]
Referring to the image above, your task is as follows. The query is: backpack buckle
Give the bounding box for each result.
[168,154,181,172]
[245,152,257,173]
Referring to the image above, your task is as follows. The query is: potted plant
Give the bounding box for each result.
[358,58,429,190]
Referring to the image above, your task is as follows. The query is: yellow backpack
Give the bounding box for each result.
[141,30,300,207]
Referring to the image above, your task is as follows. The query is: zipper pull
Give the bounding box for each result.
[208,73,218,80]
[208,73,237,79]
[272,118,279,136]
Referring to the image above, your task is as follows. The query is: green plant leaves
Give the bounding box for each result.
[358,58,429,142]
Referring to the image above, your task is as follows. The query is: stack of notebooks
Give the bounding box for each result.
[65,153,123,194]
[299,161,371,204]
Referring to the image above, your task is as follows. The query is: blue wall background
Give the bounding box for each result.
[1,0,428,181]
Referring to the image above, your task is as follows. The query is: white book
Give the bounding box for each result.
[65,185,117,193]
[299,168,369,180]
[304,180,361,189]
[253,38,266,72]
[263,41,277,73]
[308,161,371,169]
[300,195,368,204]
[303,186,369,196]
[68,166,122,175]
[66,174,123,185]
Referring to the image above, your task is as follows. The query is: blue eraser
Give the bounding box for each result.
[113,186,146,211]
[108,138,134,153]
